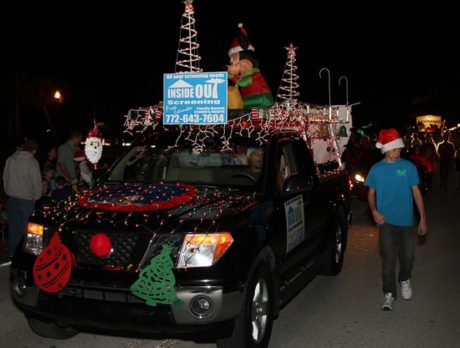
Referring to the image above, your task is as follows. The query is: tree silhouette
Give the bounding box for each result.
[0,70,58,144]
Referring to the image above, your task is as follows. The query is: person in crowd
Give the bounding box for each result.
[411,132,422,150]
[56,131,82,189]
[436,132,455,188]
[455,137,460,189]
[42,145,57,171]
[409,146,430,194]
[401,134,412,159]
[419,133,437,191]
[73,150,93,189]
[341,129,362,171]
[364,129,427,311]
[36,166,55,208]
[51,176,73,202]
[2,139,42,258]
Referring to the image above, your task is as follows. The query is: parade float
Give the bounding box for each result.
[11,2,353,347]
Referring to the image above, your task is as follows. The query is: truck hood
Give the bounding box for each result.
[33,182,256,272]
[35,182,256,232]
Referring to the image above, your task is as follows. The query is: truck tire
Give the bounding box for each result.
[27,316,79,339]
[217,259,274,348]
[321,210,347,276]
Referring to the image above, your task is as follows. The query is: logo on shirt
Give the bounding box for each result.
[396,169,407,176]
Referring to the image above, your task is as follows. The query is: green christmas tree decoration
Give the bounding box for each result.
[130,244,183,307]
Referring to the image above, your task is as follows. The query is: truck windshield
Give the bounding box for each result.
[107,134,264,187]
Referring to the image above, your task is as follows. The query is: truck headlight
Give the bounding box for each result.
[23,223,44,255]
[177,232,233,268]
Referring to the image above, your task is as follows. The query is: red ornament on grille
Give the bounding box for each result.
[90,233,112,258]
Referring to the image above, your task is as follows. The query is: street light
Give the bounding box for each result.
[53,90,63,103]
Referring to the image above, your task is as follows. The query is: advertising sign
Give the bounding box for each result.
[163,72,228,125]
[284,195,305,253]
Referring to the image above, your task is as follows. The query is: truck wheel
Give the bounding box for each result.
[321,211,346,276]
[217,261,274,348]
[27,316,79,339]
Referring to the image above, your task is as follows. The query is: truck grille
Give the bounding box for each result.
[71,231,183,269]
[74,231,139,267]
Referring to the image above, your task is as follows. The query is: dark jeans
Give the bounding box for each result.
[6,197,35,257]
[378,223,415,298]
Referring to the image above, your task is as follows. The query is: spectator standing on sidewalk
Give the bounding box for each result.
[455,139,460,189]
[73,150,93,189]
[2,139,42,258]
[436,132,455,188]
[56,131,82,191]
[364,129,427,311]
[42,145,57,171]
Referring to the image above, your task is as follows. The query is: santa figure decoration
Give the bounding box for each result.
[85,121,104,168]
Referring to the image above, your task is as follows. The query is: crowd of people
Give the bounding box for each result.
[343,128,460,193]
[1,131,96,258]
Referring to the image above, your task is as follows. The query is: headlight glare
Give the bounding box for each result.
[355,174,365,183]
[23,223,45,255]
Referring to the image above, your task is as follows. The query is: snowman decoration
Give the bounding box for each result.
[85,121,104,168]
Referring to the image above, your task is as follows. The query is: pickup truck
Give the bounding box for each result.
[10,128,351,348]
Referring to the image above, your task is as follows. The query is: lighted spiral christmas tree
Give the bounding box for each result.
[276,43,300,111]
[175,0,202,73]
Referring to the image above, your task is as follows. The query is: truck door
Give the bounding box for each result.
[292,139,328,241]
[272,139,310,257]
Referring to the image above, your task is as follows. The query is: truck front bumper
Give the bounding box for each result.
[11,269,243,338]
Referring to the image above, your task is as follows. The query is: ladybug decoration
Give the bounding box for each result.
[33,233,73,293]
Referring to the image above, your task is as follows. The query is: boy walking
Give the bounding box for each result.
[365,129,428,310]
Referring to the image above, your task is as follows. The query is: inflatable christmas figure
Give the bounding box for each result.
[84,121,104,168]
[227,23,274,110]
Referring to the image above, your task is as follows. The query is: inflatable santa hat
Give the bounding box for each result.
[375,128,405,154]
[228,23,255,59]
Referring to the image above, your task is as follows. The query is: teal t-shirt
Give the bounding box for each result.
[365,158,419,226]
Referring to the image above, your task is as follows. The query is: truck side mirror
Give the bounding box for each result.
[283,174,314,192]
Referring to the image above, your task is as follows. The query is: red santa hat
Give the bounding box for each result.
[87,125,103,138]
[73,150,86,161]
[375,128,405,154]
[228,23,255,58]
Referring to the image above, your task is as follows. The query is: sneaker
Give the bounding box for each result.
[382,292,394,310]
[400,279,412,300]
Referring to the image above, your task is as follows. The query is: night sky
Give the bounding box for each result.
[2,1,460,145]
